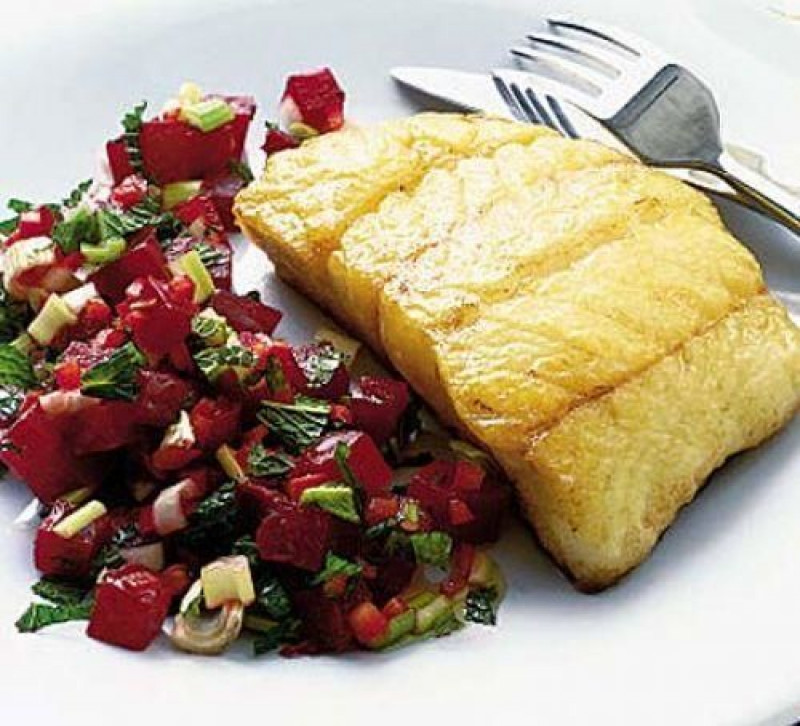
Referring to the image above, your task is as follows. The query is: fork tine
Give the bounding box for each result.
[491,75,528,123]
[525,32,626,75]
[544,95,579,139]
[492,69,607,119]
[547,15,669,63]
[510,45,607,90]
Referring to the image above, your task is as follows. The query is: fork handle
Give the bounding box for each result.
[710,150,800,235]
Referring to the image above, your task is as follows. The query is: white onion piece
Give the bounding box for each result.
[121,542,165,571]
[39,390,100,416]
[62,282,99,314]
[152,481,190,536]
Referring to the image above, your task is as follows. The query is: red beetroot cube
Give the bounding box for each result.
[279,68,345,134]
[17,206,56,240]
[293,343,350,400]
[106,138,136,185]
[261,127,299,155]
[201,171,246,232]
[91,233,169,304]
[189,397,241,451]
[134,370,196,427]
[72,401,140,455]
[350,377,410,444]
[256,502,331,571]
[88,564,171,651]
[0,398,105,503]
[210,290,282,335]
[110,175,148,209]
[291,431,392,497]
[34,501,113,578]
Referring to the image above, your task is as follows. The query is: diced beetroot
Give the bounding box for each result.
[293,343,350,400]
[106,138,136,185]
[364,495,401,526]
[210,290,282,335]
[138,98,254,184]
[330,403,353,427]
[33,501,113,578]
[134,370,196,427]
[264,342,306,400]
[160,563,193,604]
[88,564,171,651]
[54,359,82,390]
[291,431,392,498]
[91,233,169,304]
[350,377,410,444]
[16,206,56,240]
[236,481,286,528]
[280,68,345,134]
[150,444,202,473]
[293,589,356,653]
[189,397,241,450]
[407,460,510,543]
[369,556,417,606]
[262,127,299,155]
[256,502,331,571]
[286,472,331,502]
[347,601,388,649]
[117,276,197,358]
[202,171,246,232]
[0,398,105,503]
[72,401,140,454]
[110,175,149,209]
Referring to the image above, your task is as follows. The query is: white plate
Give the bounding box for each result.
[2,1,800,725]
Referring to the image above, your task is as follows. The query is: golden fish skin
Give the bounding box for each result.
[235,113,800,590]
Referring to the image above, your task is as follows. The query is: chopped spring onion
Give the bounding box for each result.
[299,485,360,524]
[162,180,203,210]
[178,81,204,107]
[287,121,320,140]
[3,237,56,297]
[414,594,453,634]
[181,98,235,133]
[80,236,126,265]
[201,555,256,609]
[52,500,107,539]
[215,444,246,483]
[61,282,99,314]
[171,250,215,303]
[27,294,77,345]
[60,486,95,506]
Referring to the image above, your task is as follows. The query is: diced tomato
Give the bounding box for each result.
[72,401,140,455]
[347,601,388,648]
[256,502,331,571]
[88,564,171,651]
[54,359,82,390]
[134,370,196,427]
[110,175,149,209]
[293,343,350,400]
[330,403,353,426]
[0,398,105,503]
[364,495,400,526]
[261,126,300,155]
[106,138,136,185]
[117,276,197,358]
[33,500,113,578]
[291,431,392,498]
[91,233,169,304]
[350,377,410,444]
[189,397,241,451]
[138,97,255,184]
[210,290,282,335]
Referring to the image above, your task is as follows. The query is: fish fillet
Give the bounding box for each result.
[235,113,800,590]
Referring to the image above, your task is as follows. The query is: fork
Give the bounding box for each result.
[493,16,800,235]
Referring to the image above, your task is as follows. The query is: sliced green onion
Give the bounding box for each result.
[80,236,126,265]
[10,333,34,355]
[27,294,77,345]
[181,98,235,133]
[162,180,203,210]
[287,121,319,140]
[171,249,215,302]
[52,500,107,539]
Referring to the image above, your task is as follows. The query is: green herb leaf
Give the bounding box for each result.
[299,343,343,388]
[300,485,360,524]
[96,197,162,241]
[193,345,255,384]
[0,344,35,388]
[253,574,293,620]
[62,179,93,209]
[51,206,97,254]
[0,287,30,343]
[121,101,147,176]
[252,618,302,656]
[195,242,225,269]
[228,159,255,183]
[15,601,93,633]
[334,441,359,489]
[92,523,141,573]
[264,355,288,397]
[31,577,90,606]
[7,199,34,215]
[258,396,330,453]
[175,481,239,555]
[464,587,498,626]
[0,386,25,421]
[231,534,260,568]
[409,531,453,569]
[80,342,147,400]
[247,444,293,478]
[311,552,363,586]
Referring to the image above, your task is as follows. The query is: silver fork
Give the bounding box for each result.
[494,15,800,235]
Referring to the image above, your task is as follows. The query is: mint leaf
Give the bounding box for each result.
[31,577,90,606]
[52,206,97,254]
[247,444,293,478]
[0,287,29,343]
[195,242,225,269]
[409,532,452,569]
[252,618,301,656]
[62,179,93,209]
[228,159,255,183]
[464,587,498,626]
[297,343,343,388]
[7,199,34,215]
[121,101,147,176]
[0,344,35,388]
[175,481,238,555]
[300,484,360,524]
[258,396,330,452]
[80,342,147,400]
[16,601,93,633]
[334,441,358,489]
[311,552,363,586]
[253,574,292,620]
[96,197,162,240]
[194,345,255,384]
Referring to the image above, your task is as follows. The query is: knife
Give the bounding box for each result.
[390,65,740,200]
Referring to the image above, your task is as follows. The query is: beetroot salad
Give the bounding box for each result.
[2,73,510,657]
